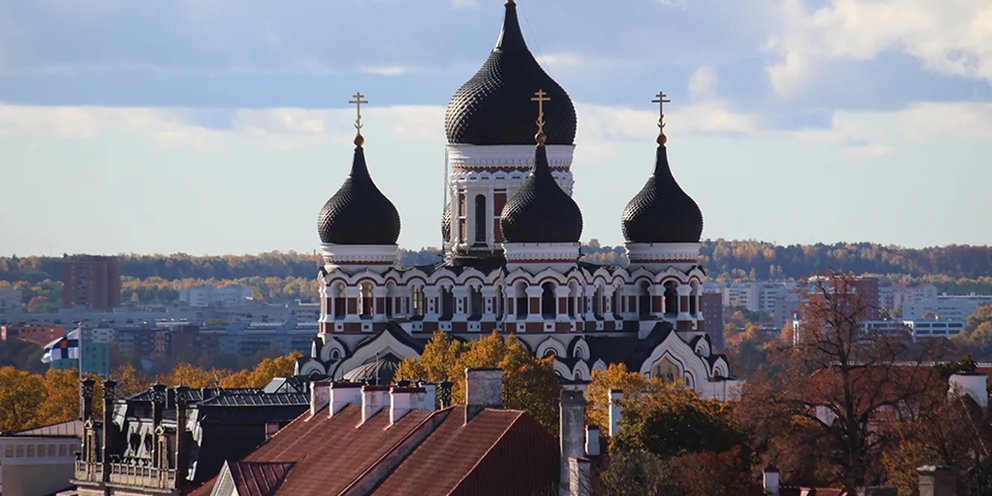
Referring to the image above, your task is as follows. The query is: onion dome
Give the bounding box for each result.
[622,145,703,243]
[500,142,583,243]
[445,2,576,145]
[317,144,401,245]
[342,354,400,385]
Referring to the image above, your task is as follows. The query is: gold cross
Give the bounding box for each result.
[349,91,368,131]
[652,91,671,129]
[531,89,551,135]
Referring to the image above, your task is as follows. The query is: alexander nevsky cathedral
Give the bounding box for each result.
[296,1,740,399]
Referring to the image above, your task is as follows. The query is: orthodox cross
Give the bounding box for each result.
[531,89,551,136]
[652,91,671,130]
[349,91,368,132]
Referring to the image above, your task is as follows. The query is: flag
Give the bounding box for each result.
[41,327,81,364]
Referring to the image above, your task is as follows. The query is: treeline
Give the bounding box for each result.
[2,242,990,297]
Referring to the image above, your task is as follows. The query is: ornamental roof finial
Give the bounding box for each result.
[652,90,671,146]
[349,91,368,147]
[531,88,550,145]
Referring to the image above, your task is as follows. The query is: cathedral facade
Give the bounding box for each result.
[297,1,739,399]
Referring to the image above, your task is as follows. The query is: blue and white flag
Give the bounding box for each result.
[41,327,81,363]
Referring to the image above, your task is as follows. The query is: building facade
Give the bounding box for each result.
[63,255,122,310]
[179,285,252,307]
[296,2,736,399]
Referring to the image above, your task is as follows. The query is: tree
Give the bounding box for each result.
[585,363,649,431]
[35,369,80,427]
[220,351,303,388]
[747,272,946,491]
[0,366,45,432]
[395,331,561,432]
[156,363,230,388]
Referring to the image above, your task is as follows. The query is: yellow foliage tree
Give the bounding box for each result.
[220,351,303,388]
[35,369,80,427]
[585,363,651,430]
[0,366,45,432]
[395,331,560,432]
[156,363,230,388]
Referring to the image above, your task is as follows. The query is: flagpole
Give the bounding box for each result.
[77,323,83,379]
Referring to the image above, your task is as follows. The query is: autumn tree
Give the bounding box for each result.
[0,366,45,432]
[35,369,82,427]
[747,272,946,491]
[395,331,561,432]
[221,351,303,388]
[156,362,231,388]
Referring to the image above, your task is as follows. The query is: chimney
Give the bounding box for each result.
[329,382,362,417]
[465,368,502,424]
[917,465,956,496]
[174,385,189,488]
[439,380,454,408]
[585,426,600,457]
[389,384,436,425]
[149,384,167,469]
[948,373,988,410]
[567,457,592,496]
[763,466,780,496]
[608,390,623,437]
[560,390,586,494]
[310,380,331,416]
[80,378,96,421]
[101,380,116,481]
[362,385,390,423]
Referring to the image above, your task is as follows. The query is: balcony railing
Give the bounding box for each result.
[73,460,177,489]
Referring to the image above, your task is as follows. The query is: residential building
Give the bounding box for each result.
[72,379,309,496]
[903,293,992,322]
[0,285,21,313]
[878,281,938,316]
[179,285,252,307]
[63,255,122,309]
[0,420,81,496]
[0,324,64,346]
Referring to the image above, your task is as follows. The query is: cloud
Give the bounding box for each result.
[768,0,992,96]
[688,66,718,102]
[359,65,417,77]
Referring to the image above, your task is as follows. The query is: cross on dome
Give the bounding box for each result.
[531,89,550,144]
[652,91,671,145]
[349,91,368,147]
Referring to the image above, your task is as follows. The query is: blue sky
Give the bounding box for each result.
[1,0,991,256]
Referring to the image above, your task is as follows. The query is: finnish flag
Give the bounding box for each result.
[41,327,81,363]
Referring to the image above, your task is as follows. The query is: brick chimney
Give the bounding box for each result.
[917,465,956,496]
[560,390,585,495]
[80,378,96,421]
[329,382,362,417]
[389,384,436,425]
[608,390,623,437]
[763,466,780,496]
[310,380,331,416]
[362,385,390,423]
[465,368,502,424]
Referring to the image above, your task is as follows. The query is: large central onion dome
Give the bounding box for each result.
[318,145,401,245]
[445,2,576,145]
[622,145,703,243]
[500,142,583,242]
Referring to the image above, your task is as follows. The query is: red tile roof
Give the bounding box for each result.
[226,461,294,496]
[189,403,559,496]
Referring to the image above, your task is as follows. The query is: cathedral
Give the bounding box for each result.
[296,0,739,400]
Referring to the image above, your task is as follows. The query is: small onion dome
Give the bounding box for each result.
[342,354,400,385]
[317,146,401,245]
[445,2,576,145]
[622,146,703,243]
[441,202,451,243]
[500,144,583,243]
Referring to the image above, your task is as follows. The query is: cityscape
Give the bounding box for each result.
[1,1,991,496]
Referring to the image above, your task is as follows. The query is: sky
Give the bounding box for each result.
[1,0,991,256]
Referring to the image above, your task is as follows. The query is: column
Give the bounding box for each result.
[424,286,440,322]
[453,286,469,321]
[525,286,544,322]
[555,286,571,322]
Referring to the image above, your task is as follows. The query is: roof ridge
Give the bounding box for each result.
[448,409,525,494]
[336,407,452,496]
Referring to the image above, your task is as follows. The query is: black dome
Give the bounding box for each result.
[445,3,576,145]
[342,353,400,386]
[318,146,401,245]
[622,146,703,243]
[500,144,583,243]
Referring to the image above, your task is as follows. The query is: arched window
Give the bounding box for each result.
[359,282,374,318]
[638,280,651,317]
[469,285,483,320]
[385,282,396,317]
[664,281,678,316]
[541,282,556,319]
[567,282,578,318]
[333,283,346,318]
[440,286,454,320]
[689,281,699,315]
[593,286,603,319]
[495,286,504,319]
[515,282,528,318]
[611,287,621,320]
[474,195,487,244]
[411,285,425,318]
[331,349,341,360]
